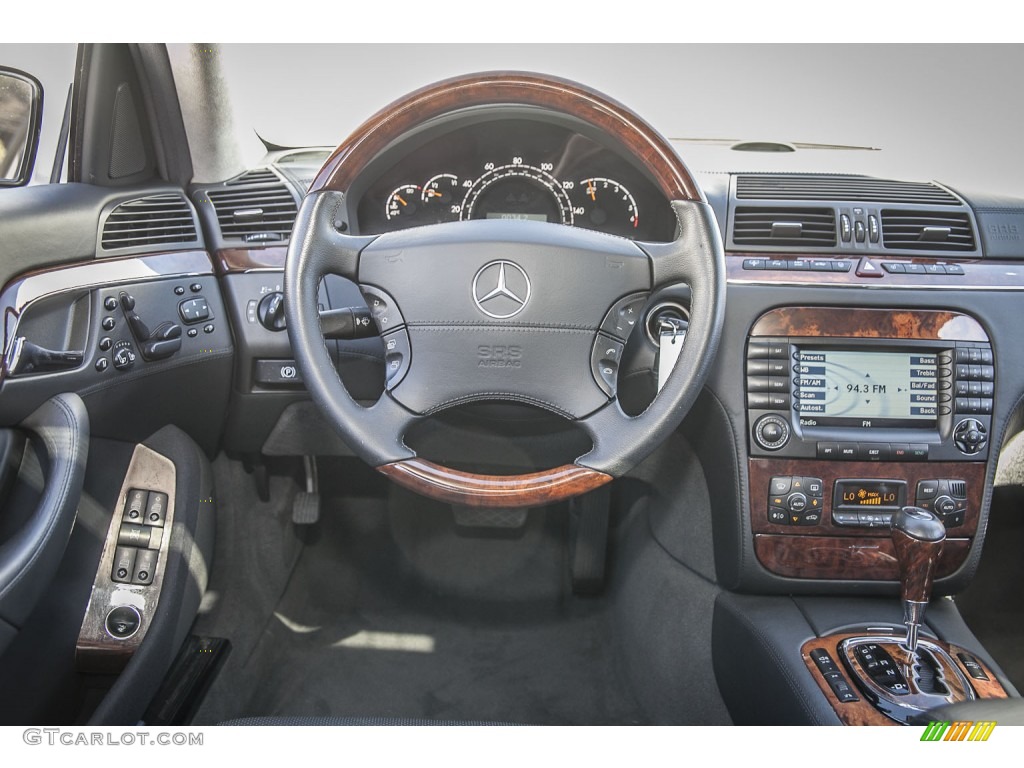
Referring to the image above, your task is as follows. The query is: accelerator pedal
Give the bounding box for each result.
[570,484,611,595]
[292,455,321,525]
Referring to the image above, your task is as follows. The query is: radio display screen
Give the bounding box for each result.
[794,349,940,427]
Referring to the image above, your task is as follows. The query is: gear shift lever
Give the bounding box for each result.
[890,506,946,652]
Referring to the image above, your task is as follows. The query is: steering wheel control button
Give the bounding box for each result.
[111,546,137,583]
[112,341,136,371]
[753,415,790,451]
[600,293,648,340]
[132,549,158,586]
[178,297,211,324]
[382,329,411,388]
[591,335,625,397]
[105,606,142,641]
[145,492,168,527]
[361,286,405,333]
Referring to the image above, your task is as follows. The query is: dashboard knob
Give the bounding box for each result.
[754,414,790,451]
[258,292,287,332]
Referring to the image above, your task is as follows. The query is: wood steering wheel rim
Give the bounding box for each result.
[294,72,717,509]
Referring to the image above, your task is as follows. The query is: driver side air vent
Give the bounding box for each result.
[100,193,199,251]
[881,210,976,252]
[732,207,837,247]
[205,170,299,243]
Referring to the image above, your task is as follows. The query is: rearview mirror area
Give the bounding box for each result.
[0,67,43,187]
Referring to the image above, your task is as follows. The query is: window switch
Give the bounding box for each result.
[124,488,148,523]
[112,546,137,583]
[145,492,168,527]
[133,549,158,586]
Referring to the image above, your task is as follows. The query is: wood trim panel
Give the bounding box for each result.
[801,632,1008,726]
[215,246,288,274]
[728,253,1024,290]
[749,458,986,538]
[378,459,611,508]
[76,445,176,674]
[309,72,702,202]
[750,306,989,341]
[754,534,970,581]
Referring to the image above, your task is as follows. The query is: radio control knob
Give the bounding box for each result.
[754,415,790,451]
[954,418,988,455]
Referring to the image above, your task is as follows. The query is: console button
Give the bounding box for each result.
[856,257,883,277]
[882,262,905,274]
[105,606,142,640]
[118,524,153,549]
[101,316,116,331]
[916,480,939,500]
[908,444,929,460]
[767,376,789,393]
[925,263,947,275]
[765,341,789,359]
[840,215,852,242]
[905,263,926,274]
[790,259,811,271]
[957,652,989,681]
[747,359,787,376]
[861,443,890,461]
[817,442,840,460]
[944,511,966,528]
[797,510,821,526]
[935,496,957,516]
[753,415,790,451]
[770,477,792,495]
[747,393,772,410]
[832,260,853,272]
[742,258,766,270]
[787,493,808,513]
[810,649,839,674]
[944,263,965,275]
[838,442,858,459]
[767,259,788,270]
[747,376,771,392]
[747,342,771,359]
[890,443,911,461]
[768,507,788,525]
[868,215,880,243]
[804,478,824,498]
[768,394,791,409]
[854,220,866,243]
[832,512,860,526]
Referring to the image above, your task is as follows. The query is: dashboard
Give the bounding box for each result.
[353,117,676,241]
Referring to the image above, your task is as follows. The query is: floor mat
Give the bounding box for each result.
[222,493,649,725]
[958,489,1024,692]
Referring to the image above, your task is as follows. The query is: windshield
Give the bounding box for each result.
[169,43,1024,195]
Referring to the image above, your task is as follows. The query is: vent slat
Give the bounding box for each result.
[737,175,960,205]
[101,194,198,250]
[206,170,298,241]
[733,206,837,247]
[881,209,975,251]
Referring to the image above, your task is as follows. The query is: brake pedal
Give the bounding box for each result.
[292,456,321,525]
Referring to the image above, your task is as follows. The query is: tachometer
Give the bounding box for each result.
[385,184,423,221]
[461,161,574,225]
[574,177,640,236]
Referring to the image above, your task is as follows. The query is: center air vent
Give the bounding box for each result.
[101,194,198,251]
[205,170,299,243]
[732,207,837,247]
[736,175,960,205]
[881,210,976,252]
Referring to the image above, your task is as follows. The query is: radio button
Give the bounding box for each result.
[980,381,994,397]
[748,376,771,392]
[767,376,790,393]
[955,381,969,396]
[979,398,993,414]
[938,352,953,366]
[748,342,771,359]
[747,359,789,376]
[980,349,993,365]
[890,443,911,460]
[956,364,970,379]
[980,365,994,381]
[769,394,791,409]
[955,397,970,414]
[754,415,790,450]
[955,348,970,364]
[747,393,772,410]
[861,443,890,461]
[838,443,858,459]
[817,442,840,460]
[908,444,930,461]
[766,342,789,359]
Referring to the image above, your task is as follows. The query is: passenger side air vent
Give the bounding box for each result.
[100,194,199,250]
[881,210,976,252]
[733,207,837,247]
[736,175,960,205]
[205,170,299,243]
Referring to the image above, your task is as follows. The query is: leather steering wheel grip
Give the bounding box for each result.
[288,72,724,508]
[0,393,89,646]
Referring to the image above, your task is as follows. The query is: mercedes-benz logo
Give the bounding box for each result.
[472,260,531,319]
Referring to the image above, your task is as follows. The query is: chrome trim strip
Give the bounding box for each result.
[728,277,1024,291]
[1,250,213,377]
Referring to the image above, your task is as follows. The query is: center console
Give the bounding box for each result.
[745,307,991,581]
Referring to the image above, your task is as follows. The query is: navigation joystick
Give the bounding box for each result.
[890,506,946,652]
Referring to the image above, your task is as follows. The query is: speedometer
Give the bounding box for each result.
[461,161,574,225]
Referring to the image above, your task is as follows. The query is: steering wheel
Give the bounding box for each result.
[285,72,725,508]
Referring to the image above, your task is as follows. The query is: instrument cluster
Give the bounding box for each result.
[354,118,676,241]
